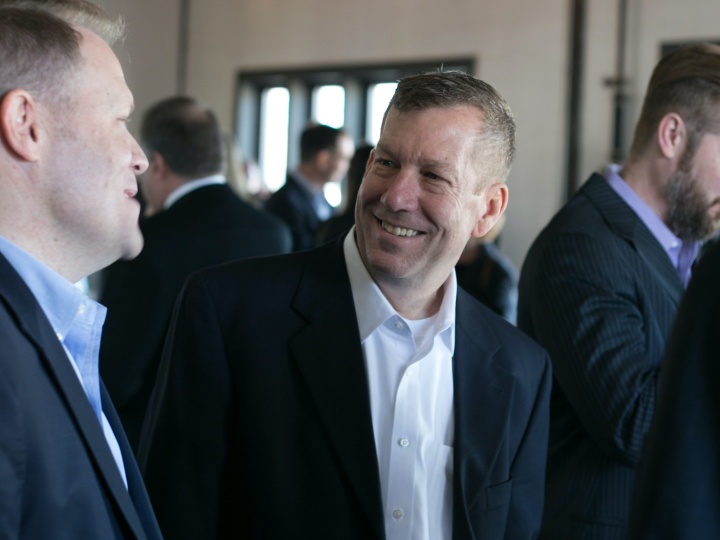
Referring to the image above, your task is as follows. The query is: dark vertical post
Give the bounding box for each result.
[177,0,190,95]
[566,0,586,200]
[611,0,629,163]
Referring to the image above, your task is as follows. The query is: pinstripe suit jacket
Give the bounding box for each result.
[518,173,683,540]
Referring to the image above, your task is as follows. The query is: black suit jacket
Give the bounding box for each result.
[139,236,552,539]
[456,242,519,324]
[627,240,720,539]
[0,253,161,539]
[265,174,330,251]
[100,183,291,450]
[518,174,683,540]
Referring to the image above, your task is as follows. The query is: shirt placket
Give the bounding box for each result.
[385,317,420,540]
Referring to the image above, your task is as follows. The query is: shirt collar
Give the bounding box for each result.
[291,170,324,195]
[0,235,105,340]
[604,164,699,269]
[343,228,456,351]
[164,173,226,210]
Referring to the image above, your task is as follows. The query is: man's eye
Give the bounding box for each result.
[377,159,394,167]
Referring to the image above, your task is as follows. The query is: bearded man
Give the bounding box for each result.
[518,43,720,540]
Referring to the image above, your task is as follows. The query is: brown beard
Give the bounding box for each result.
[664,152,719,241]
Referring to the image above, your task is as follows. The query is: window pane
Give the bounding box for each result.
[259,87,290,192]
[312,85,345,128]
[323,182,342,208]
[367,82,397,144]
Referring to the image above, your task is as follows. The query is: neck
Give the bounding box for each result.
[296,163,327,188]
[0,230,88,283]
[619,158,670,222]
[375,275,446,320]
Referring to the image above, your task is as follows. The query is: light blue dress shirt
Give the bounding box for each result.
[0,235,127,487]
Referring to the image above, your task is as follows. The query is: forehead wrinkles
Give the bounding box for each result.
[378,124,482,166]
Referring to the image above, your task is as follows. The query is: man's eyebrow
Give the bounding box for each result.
[375,142,457,176]
[374,142,393,156]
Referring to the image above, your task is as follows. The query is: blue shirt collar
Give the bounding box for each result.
[0,235,107,417]
[0,236,95,338]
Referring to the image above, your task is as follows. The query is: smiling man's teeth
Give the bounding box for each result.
[382,221,419,237]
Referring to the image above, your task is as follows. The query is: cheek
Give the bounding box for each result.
[431,192,465,221]
[357,178,384,206]
[711,163,720,191]
[446,199,482,238]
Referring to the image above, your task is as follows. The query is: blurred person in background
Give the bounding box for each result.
[100,96,291,450]
[266,123,355,251]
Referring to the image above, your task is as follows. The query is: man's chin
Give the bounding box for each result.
[120,233,144,261]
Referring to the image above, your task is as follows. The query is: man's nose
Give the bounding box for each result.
[380,170,419,212]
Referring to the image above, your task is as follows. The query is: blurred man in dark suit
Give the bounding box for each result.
[100,96,291,450]
[315,143,374,246]
[456,215,518,324]
[266,123,355,251]
[519,43,720,540]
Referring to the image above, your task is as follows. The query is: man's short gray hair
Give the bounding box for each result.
[385,71,516,184]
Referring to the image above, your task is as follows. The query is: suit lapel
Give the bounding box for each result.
[103,385,161,539]
[583,174,684,306]
[289,240,386,539]
[0,255,148,539]
[452,291,514,539]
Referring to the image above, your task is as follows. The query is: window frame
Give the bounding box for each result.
[234,57,475,190]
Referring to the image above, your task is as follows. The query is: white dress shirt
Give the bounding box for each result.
[344,230,456,539]
[163,173,226,210]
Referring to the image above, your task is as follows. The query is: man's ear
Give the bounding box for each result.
[0,89,42,162]
[471,182,509,238]
[365,148,376,173]
[657,112,687,161]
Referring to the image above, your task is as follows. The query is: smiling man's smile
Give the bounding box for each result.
[381,220,421,237]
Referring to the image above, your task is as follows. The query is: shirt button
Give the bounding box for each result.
[392,508,404,520]
[77,303,86,314]
[398,438,410,447]
[394,320,404,330]
[406,368,414,377]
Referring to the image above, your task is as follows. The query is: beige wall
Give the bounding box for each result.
[99,0,180,118]
[101,0,720,267]
[580,0,720,179]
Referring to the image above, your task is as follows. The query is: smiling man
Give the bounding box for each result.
[139,71,551,540]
